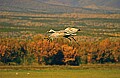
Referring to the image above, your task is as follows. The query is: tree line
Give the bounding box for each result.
[0,35,120,66]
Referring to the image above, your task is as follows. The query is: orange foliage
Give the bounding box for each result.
[0,36,120,65]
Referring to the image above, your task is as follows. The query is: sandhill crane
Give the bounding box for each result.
[45,27,81,45]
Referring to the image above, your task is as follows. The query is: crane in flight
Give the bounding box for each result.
[45,27,81,45]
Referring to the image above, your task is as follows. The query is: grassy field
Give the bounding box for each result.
[0,65,120,78]
[0,68,120,78]
[0,12,120,40]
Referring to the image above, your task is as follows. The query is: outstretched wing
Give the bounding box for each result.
[65,27,80,34]
[63,33,71,38]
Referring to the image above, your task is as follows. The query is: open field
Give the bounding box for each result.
[0,12,120,40]
[0,64,120,78]
[1,69,120,78]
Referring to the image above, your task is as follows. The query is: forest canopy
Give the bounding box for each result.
[0,35,120,66]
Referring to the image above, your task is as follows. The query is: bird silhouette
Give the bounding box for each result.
[45,27,80,45]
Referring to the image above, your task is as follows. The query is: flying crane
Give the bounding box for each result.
[45,27,81,45]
